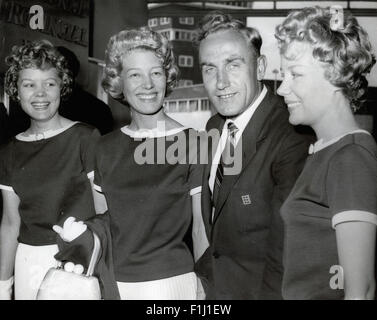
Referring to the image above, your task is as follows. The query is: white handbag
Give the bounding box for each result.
[37,232,101,300]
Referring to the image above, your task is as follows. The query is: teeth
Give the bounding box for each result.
[32,102,49,107]
[218,93,235,99]
[138,94,156,99]
[288,102,300,108]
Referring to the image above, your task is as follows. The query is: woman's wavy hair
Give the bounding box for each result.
[102,27,179,102]
[5,40,73,101]
[275,6,376,111]
[194,11,262,57]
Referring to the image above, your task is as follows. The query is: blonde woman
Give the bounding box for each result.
[276,6,377,299]
[54,28,208,300]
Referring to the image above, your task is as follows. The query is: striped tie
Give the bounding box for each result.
[212,121,238,206]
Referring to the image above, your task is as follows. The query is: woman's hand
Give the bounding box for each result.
[53,216,87,242]
[0,276,14,300]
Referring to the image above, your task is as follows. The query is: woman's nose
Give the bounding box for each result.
[35,88,47,97]
[34,84,47,97]
[277,77,290,97]
[142,74,154,89]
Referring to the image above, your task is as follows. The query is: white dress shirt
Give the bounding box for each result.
[209,85,268,194]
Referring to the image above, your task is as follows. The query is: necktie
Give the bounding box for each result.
[212,121,238,206]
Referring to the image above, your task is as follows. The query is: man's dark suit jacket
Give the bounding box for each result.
[196,89,311,299]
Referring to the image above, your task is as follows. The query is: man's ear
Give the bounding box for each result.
[256,55,267,81]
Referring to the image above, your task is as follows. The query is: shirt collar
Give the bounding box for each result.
[227,85,267,135]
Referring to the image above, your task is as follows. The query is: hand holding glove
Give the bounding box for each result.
[53,216,87,242]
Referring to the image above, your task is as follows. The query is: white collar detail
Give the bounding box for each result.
[121,125,188,138]
[308,129,371,154]
[16,122,79,142]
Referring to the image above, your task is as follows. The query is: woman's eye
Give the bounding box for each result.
[46,82,56,87]
[129,73,140,78]
[291,72,301,79]
[152,71,162,77]
[23,83,33,88]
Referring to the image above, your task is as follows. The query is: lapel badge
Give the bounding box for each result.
[241,194,251,205]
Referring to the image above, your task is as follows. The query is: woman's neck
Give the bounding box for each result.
[28,114,66,135]
[129,109,181,131]
[313,101,360,142]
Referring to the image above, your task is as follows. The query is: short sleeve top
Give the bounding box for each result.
[93,126,204,282]
[280,131,377,299]
[0,122,100,245]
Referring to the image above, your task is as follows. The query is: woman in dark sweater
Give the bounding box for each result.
[276,6,376,299]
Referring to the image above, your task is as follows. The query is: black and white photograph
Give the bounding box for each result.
[0,0,377,313]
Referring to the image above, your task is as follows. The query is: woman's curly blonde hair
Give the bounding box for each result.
[102,27,179,102]
[5,40,73,101]
[275,6,376,111]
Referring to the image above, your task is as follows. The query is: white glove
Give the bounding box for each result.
[0,276,14,300]
[53,216,87,242]
[196,277,206,300]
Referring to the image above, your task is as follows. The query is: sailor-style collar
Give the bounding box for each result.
[308,129,370,154]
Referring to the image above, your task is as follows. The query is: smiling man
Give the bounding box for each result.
[194,12,311,300]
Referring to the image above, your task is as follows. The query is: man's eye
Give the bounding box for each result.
[227,63,239,70]
[203,67,215,75]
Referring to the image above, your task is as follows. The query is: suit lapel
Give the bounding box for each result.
[212,90,278,224]
[201,115,225,233]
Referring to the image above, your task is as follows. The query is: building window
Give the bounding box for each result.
[178,100,187,112]
[178,55,193,67]
[173,30,193,41]
[148,18,158,27]
[177,79,193,87]
[200,99,210,111]
[159,30,172,41]
[160,17,171,25]
[179,17,194,25]
[163,29,194,41]
[166,101,178,112]
[189,100,198,111]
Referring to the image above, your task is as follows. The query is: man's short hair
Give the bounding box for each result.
[194,11,262,57]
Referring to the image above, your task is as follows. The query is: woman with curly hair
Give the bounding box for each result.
[54,28,207,300]
[0,40,99,299]
[275,6,377,299]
